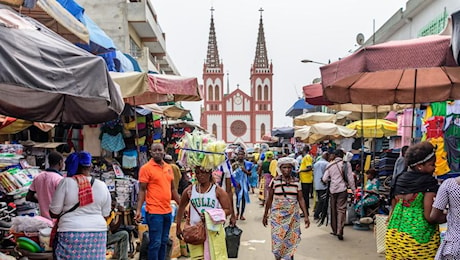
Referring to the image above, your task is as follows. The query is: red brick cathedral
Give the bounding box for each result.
[200,8,273,145]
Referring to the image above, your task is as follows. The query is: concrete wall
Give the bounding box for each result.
[367,0,460,44]
[76,0,130,52]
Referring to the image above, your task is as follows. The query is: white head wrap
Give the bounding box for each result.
[276,157,298,176]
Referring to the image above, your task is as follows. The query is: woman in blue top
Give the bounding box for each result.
[249,155,259,194]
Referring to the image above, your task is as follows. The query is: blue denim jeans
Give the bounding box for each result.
[146,212,172,260]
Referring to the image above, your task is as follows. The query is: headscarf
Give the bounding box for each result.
[265,151,274,161]
[276,157,297,176]
[65,151,92,177]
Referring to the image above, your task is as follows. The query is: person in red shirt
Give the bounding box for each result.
[135,143,180,260]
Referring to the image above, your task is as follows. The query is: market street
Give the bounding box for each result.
[175,191,382,260]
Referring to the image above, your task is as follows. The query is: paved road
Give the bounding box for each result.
[174,191,384,260]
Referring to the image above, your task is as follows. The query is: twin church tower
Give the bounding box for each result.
[200,8,274,145]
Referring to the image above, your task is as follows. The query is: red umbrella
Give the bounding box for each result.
[320,35,457,90]
[324,66,460,105]
[303,83,333,105]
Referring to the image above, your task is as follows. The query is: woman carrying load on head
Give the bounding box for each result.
[262,157,309,260]
[386,141,440,260]
[176,166,231,260]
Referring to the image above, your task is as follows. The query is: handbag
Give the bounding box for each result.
[182,202,206,245]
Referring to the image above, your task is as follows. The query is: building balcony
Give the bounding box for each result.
[158,54,180,75]
[127,1,166,56]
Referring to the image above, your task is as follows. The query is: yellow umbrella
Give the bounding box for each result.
[346,119,397,138]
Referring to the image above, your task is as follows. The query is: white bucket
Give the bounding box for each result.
[39,227,52,251]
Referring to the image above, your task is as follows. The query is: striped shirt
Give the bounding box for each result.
[270,177,301,200]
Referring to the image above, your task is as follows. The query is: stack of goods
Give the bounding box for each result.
[377,152,399,176]
[151,115,162,143]
[114,178,136,209]
[0,168,36,194]
[98,167,137,210]
[177,130,227,170]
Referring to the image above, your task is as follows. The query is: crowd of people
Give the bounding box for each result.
[20,139,460,260]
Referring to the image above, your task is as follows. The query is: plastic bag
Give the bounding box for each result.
[225,226,242,258]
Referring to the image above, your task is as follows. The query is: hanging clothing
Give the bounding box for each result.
[82,125,101,157]
[101,133,126,152]
[424,116,445,139]
[431,101,447,116]
[444,136,460,172]
[445,114,460,137]
[428,137,451,176]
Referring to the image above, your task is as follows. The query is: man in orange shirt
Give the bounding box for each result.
[135,143,180,260]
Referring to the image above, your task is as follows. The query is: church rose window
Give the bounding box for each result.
[230,120,247,137]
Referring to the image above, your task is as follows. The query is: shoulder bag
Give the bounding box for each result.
[182,201,206,245]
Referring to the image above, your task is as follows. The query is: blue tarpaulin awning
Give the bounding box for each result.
[56,0,115,54]
[285,98,316,117]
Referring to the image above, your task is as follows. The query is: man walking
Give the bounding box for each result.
[232,150,252,220]
[322,149,355,241]
[313,152,329,220]
[26,151,64,220]
[135,143,180,260]
[298,146,313,215]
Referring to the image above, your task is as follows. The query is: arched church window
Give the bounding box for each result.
[215,85,220,101]
[264,85,269,100]
[208,85,213,101]
[257,85,262,101]
[260,123,266,138]
[212,124,217,137]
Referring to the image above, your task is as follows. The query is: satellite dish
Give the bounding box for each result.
[356,33,365,45]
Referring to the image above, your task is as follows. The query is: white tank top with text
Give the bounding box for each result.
[190,184,221,225]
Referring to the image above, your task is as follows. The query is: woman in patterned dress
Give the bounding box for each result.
[385,142,440,259]
[262,157,309,260]
[431,177,460,259]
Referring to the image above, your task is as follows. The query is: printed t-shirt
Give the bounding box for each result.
[139,160,174,214]
[299,154,313,183]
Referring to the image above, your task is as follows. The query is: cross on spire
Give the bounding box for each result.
[205,6,220,68]
[253,8,269,68]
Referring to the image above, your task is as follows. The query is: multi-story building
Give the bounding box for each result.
[77,0,179,75]
[360,0,460,46]
[200,9,273,144]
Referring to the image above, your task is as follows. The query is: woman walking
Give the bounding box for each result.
[262,157,309,260]
[50,151,111,260]
[176,166,231,260]
[386,142,440,259]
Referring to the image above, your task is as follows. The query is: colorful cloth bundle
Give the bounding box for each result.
[177,130,227,170]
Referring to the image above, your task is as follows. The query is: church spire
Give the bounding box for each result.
[205,7,220,68]
[253,8,269,68]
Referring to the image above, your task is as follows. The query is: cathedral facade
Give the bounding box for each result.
[200,10,273,145]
